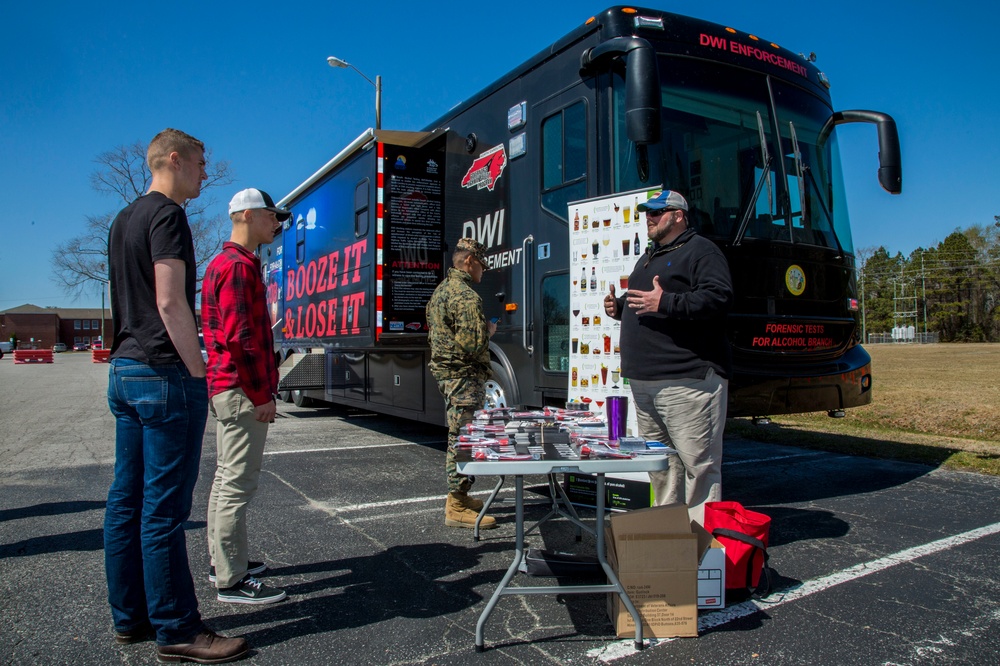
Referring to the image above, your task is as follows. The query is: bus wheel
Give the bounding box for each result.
[292,390,316,408]
[278,391,292,403]
[484,362,512,409]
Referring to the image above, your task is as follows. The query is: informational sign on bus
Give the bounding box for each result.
[382,146,446,332]
[697,32,808,78]
[730,319,847,354]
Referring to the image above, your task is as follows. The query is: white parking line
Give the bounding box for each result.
[724,452,824,466]
[265,442,814,467]
[263,445,819,514]
[589,519,1000,662]
[264,441,439,456]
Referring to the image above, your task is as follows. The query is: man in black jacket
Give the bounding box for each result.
[604,189,733,525]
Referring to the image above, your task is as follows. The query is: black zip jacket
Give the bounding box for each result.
[612,228,733,381]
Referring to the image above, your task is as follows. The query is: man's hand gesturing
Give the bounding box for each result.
[604,283,619,317]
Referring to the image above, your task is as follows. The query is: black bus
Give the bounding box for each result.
[269,6,900,421]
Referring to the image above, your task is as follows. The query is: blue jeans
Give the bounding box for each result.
[104,358,208,645]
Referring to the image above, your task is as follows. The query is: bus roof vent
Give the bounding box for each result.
[634,15,664,31]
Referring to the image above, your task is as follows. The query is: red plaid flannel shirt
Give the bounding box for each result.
[202,242,278,406]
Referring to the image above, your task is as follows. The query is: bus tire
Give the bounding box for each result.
[292,390,316,408]
[484,361,513,409]
[277,351,293,403]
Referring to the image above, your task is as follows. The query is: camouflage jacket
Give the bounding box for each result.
[426,268,490,381]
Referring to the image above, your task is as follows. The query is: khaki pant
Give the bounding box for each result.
[206,388,269,588]
[629,370,728,526]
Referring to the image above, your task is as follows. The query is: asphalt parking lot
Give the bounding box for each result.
[2,352,999,665]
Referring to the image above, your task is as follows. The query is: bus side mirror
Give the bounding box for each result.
[581,37,661,146]
[819,110,902,194]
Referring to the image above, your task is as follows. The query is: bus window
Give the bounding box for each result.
[772,79,853,253]
[614,58,781,240]
[541,273,569,372]
[354,179,370,238]
[295,213,306,264]
[541,101,588,221]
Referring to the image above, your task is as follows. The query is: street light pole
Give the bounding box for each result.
[101,280,107,347]
[76,244,109,347]
[326,56,382,130]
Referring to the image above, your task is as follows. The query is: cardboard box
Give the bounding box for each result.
[693,522,726,609]
[563,472,653,511]
[605,504,726,639]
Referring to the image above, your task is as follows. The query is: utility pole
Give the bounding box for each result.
[892,261,918,342]
[921,251,928,337]
[859,266,866,343]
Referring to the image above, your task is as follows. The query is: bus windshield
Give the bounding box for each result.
[614,56,853,254]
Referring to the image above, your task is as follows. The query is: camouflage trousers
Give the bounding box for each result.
[437,376,485,494]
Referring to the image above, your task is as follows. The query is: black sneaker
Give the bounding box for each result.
[208,560,267,583]
[217,575,287,605]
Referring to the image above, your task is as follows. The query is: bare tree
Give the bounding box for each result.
[51,141,235,299]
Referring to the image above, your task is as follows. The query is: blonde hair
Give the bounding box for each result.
[147,128,205,171]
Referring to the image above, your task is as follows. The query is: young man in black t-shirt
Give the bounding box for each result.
[104,128,248,664]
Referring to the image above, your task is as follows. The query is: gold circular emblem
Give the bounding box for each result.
[785,265,806,296]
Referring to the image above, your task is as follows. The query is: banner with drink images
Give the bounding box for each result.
[567,187,659,437]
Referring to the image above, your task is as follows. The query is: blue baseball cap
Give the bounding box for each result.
[636,190,688,212]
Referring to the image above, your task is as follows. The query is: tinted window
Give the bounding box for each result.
[541,273,570,372]
[354,179,370,238]
[541,101,588,220]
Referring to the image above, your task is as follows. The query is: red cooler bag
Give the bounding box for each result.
[703,501,772,594]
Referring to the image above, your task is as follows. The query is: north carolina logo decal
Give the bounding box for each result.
[461,144,507,192]
[785,265,806,296]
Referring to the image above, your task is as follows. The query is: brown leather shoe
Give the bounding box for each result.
[155,628,249,664]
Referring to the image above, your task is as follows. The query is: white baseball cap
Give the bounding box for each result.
[228,188,291,221]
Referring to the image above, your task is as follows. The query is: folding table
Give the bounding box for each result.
[456,444,671,651]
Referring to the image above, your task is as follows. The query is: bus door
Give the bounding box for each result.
[527,85,593,404]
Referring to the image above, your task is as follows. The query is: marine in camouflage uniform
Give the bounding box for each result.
[427,237,497,529]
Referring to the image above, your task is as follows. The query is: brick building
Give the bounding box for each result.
[1,304,112,349]
[1,304,202,350]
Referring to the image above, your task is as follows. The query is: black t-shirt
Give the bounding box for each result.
[108,192,197,365]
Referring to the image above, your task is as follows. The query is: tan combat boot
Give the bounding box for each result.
[462,493,484,512]
[445,492,496,529]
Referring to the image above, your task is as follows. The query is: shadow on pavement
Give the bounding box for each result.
[0,499,106,523]
[758,507,850,547]
[0,527,104,558]
[0,519,206,558]
[204,541,511,648]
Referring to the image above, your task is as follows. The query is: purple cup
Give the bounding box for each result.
[606,395,628,440]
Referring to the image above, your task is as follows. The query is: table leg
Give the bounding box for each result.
[526,475,593,538]
[474,475,505,542]
[595,474,644,651]
[475,475,525,651]
[524,493,560,536]
[550,474,586,541]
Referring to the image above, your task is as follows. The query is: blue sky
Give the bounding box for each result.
[2,1,997,309]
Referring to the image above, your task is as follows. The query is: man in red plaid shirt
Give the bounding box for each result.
[202,188,288,605]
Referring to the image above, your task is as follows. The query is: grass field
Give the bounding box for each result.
[729,343,1000,475]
